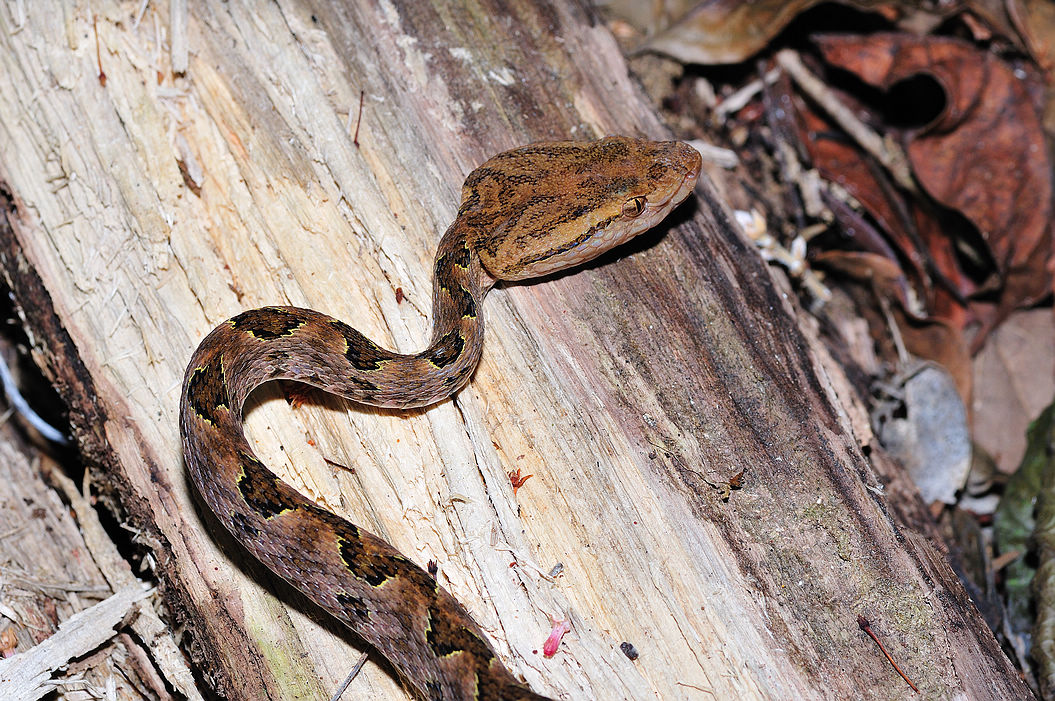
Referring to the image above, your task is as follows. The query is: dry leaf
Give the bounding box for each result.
[634,1,978,65]
[812,250,973,402]
[815,33,1055,339]
[640,0,828,64]
[972,308,1055,473]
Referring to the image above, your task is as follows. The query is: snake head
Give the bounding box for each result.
[459,136,701,281]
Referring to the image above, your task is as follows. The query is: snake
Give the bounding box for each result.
[179,136,701,700]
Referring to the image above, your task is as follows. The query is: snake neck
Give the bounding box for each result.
[183,224,489,420]
[420,221,493,402]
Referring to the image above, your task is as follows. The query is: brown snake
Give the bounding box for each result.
[180,136,701,700]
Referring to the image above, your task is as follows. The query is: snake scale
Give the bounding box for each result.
[180,136,701,700]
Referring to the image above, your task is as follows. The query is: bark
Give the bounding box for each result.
[0,1,1030,699]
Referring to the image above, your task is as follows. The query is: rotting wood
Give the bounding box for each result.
[0,1,1032,700]
[0,585,149,701]
[49,466,204,701]
[0,410,188,699]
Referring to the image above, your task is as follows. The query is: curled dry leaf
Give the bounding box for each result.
[796,96,973,323]
[634,1,966,65]
[814,33,1055,340]
[639,0,828,65]
[810,251,912,306]
[791,73,974,401]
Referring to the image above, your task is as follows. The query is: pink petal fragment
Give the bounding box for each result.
[543,618,571,658]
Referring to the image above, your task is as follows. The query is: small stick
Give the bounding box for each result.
[353,90,365,147]
[857,615,919,693]
[329,652,370,701]
[776,49,918,196]
[323,457,354,473]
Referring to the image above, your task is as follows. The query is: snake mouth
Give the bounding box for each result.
[639,147,702,225]
[658,148,702,210]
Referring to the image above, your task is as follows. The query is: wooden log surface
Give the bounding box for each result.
[0,1,1030,699]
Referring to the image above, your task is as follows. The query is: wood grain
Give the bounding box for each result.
[0,1,1030,699]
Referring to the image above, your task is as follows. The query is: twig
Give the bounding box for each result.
[776,50,918,196]
[328,652,370,701]
[353,90,365,147]
[715,67,780,117]
[857,615,919,693]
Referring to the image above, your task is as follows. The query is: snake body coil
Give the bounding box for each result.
[180,137,701,700]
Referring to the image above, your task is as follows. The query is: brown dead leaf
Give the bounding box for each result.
[797,103,912,262]
[972,308,1055,473]
[894,308,973,406]
[1017,0,1055,134]
[815,33,1055,341]
[796,95,973,322]
[812,250,917,314]
[813,250,972,402]
[631,1,1009,65]
[639,0,828,65]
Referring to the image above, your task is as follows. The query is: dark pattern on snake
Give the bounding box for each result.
[180,137,701,700]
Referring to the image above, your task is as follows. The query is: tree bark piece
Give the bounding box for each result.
[0,1,1030,699]
[0,585,149,701]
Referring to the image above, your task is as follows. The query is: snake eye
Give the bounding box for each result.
[622,196,646,218]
